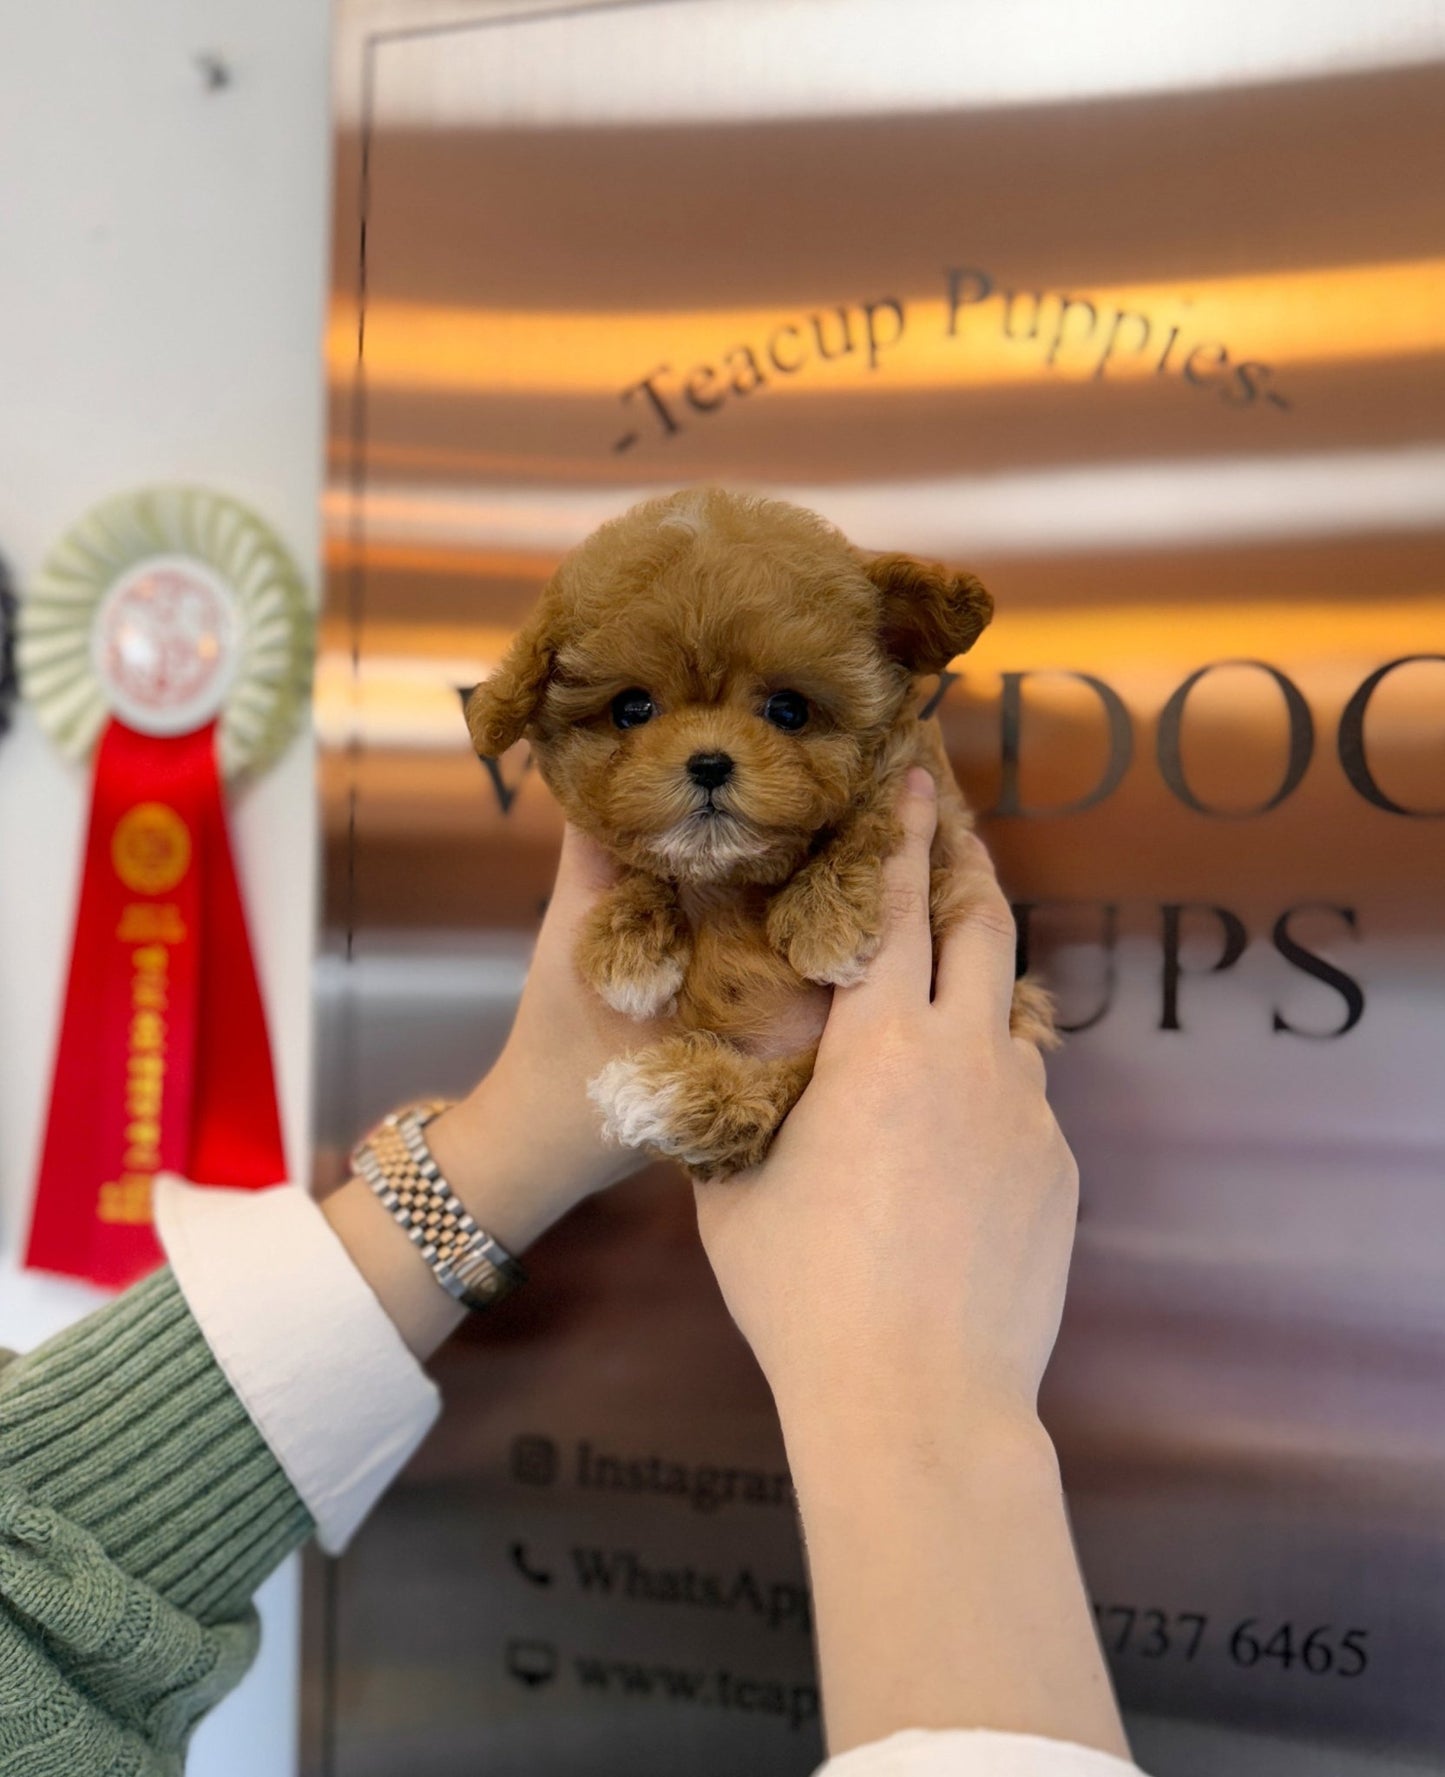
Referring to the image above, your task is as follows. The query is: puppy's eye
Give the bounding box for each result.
[611,688,656,730]
[762,690,809,732]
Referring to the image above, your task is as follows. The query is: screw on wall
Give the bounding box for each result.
[194,52,231,91]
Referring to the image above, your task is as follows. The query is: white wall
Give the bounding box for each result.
[0,4,329,1772]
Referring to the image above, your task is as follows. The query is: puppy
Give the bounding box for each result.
[467,487,1053,1180]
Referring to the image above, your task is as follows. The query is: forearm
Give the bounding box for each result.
[318,820,658,1361]
[783,1397,1129,1762]
[319,1058,600,1362]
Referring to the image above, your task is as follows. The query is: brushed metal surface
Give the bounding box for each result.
[309,5,1445,1772]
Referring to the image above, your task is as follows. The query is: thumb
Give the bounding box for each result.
[541,823,619,943]
[823,767,938,1041]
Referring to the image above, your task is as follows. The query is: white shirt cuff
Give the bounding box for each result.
[819,1730,1144,1777]
[154,1173,441,1554]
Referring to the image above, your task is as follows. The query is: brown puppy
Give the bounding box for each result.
[467,487,1054,1180]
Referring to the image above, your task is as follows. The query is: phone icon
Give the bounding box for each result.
[510,1541,554,1587]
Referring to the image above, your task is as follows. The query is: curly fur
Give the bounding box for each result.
[467,487,1055,1180]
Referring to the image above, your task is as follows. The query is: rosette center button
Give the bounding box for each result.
[92,557,241,737]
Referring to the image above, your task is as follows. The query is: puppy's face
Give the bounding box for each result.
[468,490,992,885]
[532,542,888,885]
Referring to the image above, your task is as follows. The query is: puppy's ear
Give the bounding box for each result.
[465,611,554,756]
[863,552,994,675]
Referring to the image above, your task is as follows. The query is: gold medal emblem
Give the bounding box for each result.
[112,802,192,895]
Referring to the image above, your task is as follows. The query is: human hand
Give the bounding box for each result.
[693,771,1122,1760]
[694,767,1079,1450]
[427,823,666,1249]
[327,823,661,1360]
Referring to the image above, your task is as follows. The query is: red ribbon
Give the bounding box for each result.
[25,718,286,1288]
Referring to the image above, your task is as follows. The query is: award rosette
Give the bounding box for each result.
[0,554,16,740]
[18,487,312,1287]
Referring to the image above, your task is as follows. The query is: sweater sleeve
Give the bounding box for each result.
[0,1266,314,1776]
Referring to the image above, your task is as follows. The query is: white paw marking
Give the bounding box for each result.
[595,957,685,1021]
[796,933,880,988]
[588,1059,681,1151]
[807,954,869,988]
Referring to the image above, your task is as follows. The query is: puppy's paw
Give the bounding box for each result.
[578,889,690,1021]
[768,876,881,987]
[588,1036,805,1180]
[588,1056,685,1151]
[781,922,881,988]
[589,952,686,1021]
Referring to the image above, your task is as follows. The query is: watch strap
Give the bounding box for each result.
[351,1101,526,1312]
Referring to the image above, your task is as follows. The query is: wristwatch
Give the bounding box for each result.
[350,1100,527,1312]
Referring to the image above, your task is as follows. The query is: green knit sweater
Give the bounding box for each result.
[0,1268,314,1776]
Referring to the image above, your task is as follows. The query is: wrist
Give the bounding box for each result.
[425,1084,557,1255]
[783,1394,1124,1760]
[778,1372,1057,1508]
[425,1056,610,1253]
[324,1082,559,1364]
[326,1066,622,1365]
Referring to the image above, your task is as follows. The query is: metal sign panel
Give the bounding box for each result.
[312,5,1445,1772]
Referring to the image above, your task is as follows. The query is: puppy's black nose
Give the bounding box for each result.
[687,751,734,790]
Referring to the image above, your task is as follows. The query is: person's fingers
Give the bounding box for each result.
[826,768,938,1037]
[932,830,1020,1037]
